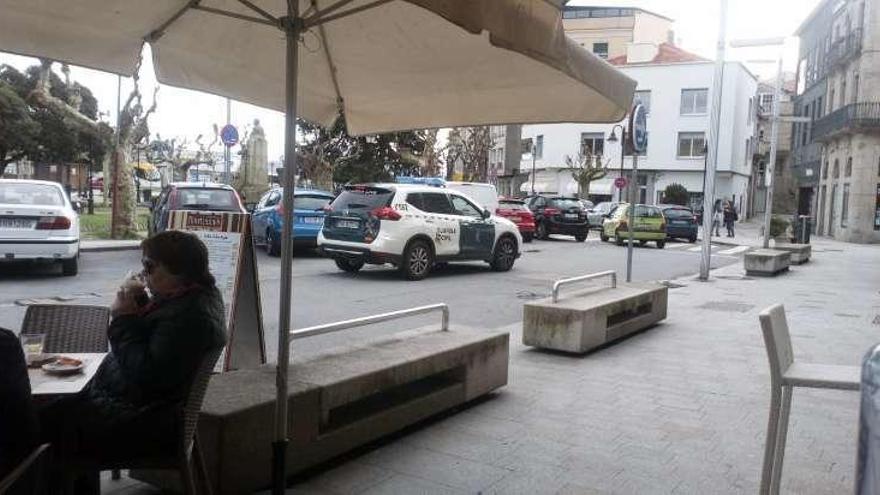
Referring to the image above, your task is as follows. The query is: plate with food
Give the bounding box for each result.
[26,353,57,369]
[42,356,85,376]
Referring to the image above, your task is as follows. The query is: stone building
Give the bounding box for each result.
[794,0,880,243]
[750,78,797,218]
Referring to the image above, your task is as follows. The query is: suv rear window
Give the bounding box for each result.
[295,195,332,210]
[499,200,528,210]
[330,186,394,212]
[0,183,65,206]
[550,198,582,210]
[175,188,240,211]
[663,208,693,219]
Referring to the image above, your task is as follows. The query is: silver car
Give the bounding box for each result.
[587,201,621,230]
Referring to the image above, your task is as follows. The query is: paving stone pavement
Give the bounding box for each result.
[103,236,880,494]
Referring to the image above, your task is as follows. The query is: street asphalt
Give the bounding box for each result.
[0,234,742,358]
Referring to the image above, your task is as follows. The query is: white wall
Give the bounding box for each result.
[521,60,757,202]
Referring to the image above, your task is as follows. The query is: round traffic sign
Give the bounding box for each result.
[629,103,648,153]
[220,124,239,147]
[614,177,628,189]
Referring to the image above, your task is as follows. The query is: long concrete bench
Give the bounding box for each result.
[772,243,811,264]
[134,315,508,494]
[745,248,791,276]
[523,271,668,354]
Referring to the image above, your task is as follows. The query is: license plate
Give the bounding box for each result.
[301,217,323,224]
[336,219,359,229]
[564,214,579,219]
[0,218,35,230]
[672,220,688,225]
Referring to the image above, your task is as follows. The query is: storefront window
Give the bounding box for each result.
[875,183,880,231]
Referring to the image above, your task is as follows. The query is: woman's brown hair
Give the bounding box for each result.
[141,231,215,287]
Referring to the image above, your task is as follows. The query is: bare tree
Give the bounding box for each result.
[445,126,494,181]
[565,148,609,199]
[111,56,158,239]
[149,130,218,182]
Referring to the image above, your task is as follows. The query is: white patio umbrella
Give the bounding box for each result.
[0,1,635,491]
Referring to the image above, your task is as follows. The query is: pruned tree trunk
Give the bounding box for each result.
[111,57,158,239]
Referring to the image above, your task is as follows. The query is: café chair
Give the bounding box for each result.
[67,348,222,495]
[0,443,51,494]
[758,304,861,495]
[21,304,110,353]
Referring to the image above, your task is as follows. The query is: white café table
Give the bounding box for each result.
[28,353,106,396]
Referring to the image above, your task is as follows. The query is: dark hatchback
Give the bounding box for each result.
[659,204,698,243]
[149,183,246,235]
[525,195,589,242]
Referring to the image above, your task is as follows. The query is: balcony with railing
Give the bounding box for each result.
[812,102,880,141]
[826,29,862,70]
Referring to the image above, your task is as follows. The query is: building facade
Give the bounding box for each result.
[520,43,758,213]
[794,0,880,243]
[562,6,675,60]
[750,78,797,219]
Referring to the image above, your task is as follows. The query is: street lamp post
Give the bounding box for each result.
[530,143,537,195]
[607,124,626,202]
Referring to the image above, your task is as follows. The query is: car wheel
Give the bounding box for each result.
[61,256,78,277]
[638,240,647,247]
[401,239,433,281]
[490,236,517,272]
[657,240,666,249]
[575,233,587,242]
[335,258,364,273]
[266,228,281,257]
[522,232,534,243]
[600,232,608,242]
[536,222,548,240]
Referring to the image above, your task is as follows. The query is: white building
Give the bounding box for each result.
[520,43,759,214]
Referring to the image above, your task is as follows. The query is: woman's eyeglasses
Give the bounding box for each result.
[142,258,157,275]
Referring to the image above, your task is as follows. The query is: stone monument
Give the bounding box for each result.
[235,119,270,206]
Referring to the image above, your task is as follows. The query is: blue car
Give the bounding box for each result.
[252,188,335,255]
[659,204,698,243]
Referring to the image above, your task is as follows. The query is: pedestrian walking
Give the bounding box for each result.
[712,208,722,237]
[723,201,738,237]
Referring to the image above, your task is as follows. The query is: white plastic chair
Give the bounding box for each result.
[758,304,860,494]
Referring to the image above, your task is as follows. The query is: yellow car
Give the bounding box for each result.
[599,203,667,248]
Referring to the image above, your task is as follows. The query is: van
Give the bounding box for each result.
[445,182,499,212]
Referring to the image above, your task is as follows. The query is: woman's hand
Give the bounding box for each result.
[111,287,144,318]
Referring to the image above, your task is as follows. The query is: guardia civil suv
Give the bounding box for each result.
[318,184,522,280]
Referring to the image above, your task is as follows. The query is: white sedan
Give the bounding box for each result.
[0,179,80,276]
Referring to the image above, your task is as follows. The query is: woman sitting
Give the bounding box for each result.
[40,231,226,479]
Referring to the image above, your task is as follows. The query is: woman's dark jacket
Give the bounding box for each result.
[40,285,226,461]
[87,285,227,407]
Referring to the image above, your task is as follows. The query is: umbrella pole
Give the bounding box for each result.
[273,5,300,494]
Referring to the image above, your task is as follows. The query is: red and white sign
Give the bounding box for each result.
[614,177,628,189]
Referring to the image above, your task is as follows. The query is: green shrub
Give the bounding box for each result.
[769,216,790,238]
[663,183,689,206]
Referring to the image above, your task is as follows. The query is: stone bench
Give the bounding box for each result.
[523,271,668,354]
[772,243,811,264]
[745,249,791,276]
[134,324,508,494]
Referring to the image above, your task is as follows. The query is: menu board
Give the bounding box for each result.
[167,210,266,371]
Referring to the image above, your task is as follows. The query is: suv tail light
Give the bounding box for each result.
[370,206,401,221]
[36,216,72,230]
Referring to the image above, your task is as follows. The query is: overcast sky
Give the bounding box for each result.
[0,0,822,160]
